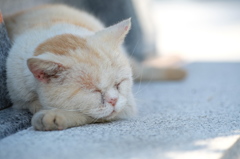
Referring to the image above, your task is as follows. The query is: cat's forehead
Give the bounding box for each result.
[34,33,124,63]
[34,34,87,56]
[76,62,125,88]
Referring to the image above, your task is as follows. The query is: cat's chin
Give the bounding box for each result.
[105,110,117,120]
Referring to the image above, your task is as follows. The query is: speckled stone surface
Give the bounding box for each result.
[0,108,32,139]
[0,63,239,159]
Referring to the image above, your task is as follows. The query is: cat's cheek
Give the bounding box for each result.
[114,96,127,113]
[118,80,131,94]
[88,106,113,119]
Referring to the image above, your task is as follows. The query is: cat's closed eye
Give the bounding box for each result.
[93,89,101,93]
[115,82,121,90]
[93,89,104,104]
[115,78,128,90]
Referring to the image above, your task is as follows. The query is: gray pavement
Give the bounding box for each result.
[0,63,239,159]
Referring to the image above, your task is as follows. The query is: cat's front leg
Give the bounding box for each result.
[31,109,93,131]
[28,99,42,114]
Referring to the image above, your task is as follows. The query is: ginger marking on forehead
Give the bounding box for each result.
[34,34,104,64]
[34,34,87,56]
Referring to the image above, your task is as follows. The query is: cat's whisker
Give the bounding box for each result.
[91,117,100,123]
[43,105,92,113]
[134,79,154,96]
[133,69,144,96]
[129,39,140,59]
[134,67,155,96]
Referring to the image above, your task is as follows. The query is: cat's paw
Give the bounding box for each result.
[31,110,68,131]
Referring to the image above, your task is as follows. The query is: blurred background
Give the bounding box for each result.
[139,0,240,62]
[1,0,240,62]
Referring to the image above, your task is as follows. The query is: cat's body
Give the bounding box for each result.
[5,4,185,131]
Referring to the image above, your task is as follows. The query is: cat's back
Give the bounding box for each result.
[4,4,104,40]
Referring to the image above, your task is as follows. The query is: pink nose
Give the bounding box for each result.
[107,98,118,106]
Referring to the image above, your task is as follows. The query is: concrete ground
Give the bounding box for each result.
[0,63,239,159]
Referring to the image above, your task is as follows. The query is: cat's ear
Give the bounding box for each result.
[27,58,66,83]
[89,18,131,48]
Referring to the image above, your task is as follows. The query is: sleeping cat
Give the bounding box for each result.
[4,4,185,131]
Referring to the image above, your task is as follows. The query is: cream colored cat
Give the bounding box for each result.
[5,4,185,131]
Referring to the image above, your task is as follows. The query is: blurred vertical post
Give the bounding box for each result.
[0,11,12,109]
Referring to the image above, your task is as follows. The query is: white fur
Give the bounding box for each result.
[7,17,137,130]
[7,23,93,107]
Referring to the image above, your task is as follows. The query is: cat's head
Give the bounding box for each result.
[27,19,136,120]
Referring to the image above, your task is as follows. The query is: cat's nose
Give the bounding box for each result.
[107,98,118,106]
